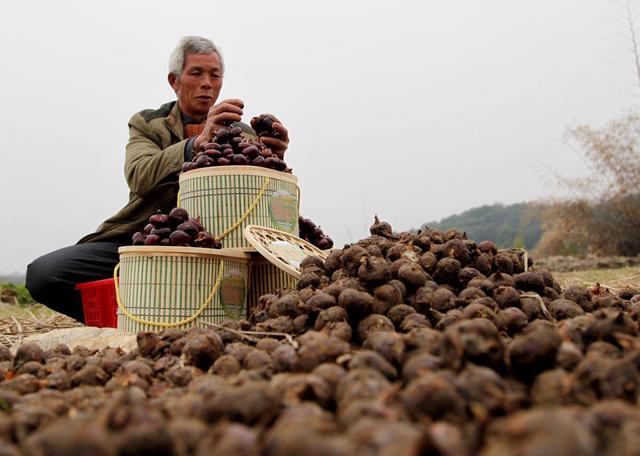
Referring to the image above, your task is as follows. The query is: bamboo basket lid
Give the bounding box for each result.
[118,246,251,261]
[243,225,328,279]
[179,165,298,184]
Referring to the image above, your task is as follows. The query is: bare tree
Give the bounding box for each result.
[536,112,640,257]
[535,1,640,258]
[626,0,640,90]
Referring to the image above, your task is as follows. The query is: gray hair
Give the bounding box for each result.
[168,36,225,78]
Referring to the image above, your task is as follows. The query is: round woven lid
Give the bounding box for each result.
[243,225,328,279]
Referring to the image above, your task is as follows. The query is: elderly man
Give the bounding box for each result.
[26,36,289,322]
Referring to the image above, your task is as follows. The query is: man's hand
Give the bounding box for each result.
[251,113,290,159]
[193,98,244,151]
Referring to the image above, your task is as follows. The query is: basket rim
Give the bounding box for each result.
[118,246,250,261]
[178,165,298,184]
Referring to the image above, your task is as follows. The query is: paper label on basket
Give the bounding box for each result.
[269,190,298,232]
[270,240,307,269]
[220,272,247,319]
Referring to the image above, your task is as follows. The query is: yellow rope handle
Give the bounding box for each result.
[217,177,270,240]
[113,260,225,328]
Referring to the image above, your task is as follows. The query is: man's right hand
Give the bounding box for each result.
[194,98,244,151]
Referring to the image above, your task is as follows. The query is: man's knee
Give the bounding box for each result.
[25,256,56,303]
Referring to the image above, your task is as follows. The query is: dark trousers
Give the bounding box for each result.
[25,242,127,323]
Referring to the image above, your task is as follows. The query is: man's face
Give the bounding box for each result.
[169,52,223,121]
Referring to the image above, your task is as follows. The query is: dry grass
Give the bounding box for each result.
[552,266,640,293]
[0,302,56,319]
[0,303,82,349]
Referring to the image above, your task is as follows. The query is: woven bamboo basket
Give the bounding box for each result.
[247,253,297,316]
[115,246,250,333]
[178,166,300,250]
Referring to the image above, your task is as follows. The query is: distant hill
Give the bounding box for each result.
[0,273,26,285]
[420,202,544,250]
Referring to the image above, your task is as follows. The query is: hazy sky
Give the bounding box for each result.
[1,0,638,274]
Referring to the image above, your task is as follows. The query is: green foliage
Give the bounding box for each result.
[0,397,11,413]
[0,283,35,305]
[421,202,544,250]
[513,234,525,249]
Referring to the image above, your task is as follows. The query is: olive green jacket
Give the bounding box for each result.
[79,101,187,243]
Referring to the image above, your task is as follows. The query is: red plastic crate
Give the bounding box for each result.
[75,278,118,328]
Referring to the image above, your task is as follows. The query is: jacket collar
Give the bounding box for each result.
[165,101,185,141]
